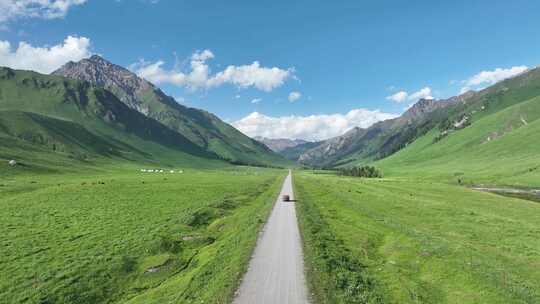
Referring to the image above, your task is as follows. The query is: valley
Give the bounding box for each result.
[2,5,540,303]
[2,60,540,303]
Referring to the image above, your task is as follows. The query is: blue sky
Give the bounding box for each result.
[1,0,540,140]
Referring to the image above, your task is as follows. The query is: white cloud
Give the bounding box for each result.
[466,66,529,86]
[232,109,398,141]
[288,91,301,102]
[386,87,433,103]
[190,49,214,61]
[132,49,294,92]
[0,35,91,73]
[208,62,292,92]
[251,98,262,104]
[386,91,408,103]
[463,66,528,90]
[409,87,433,101]
[132,60,184,84]
[0,0,86,23]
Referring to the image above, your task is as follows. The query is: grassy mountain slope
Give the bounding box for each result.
[53,56,289,167]
[302,67,540,168]
[0,111,121,156]
[0,67,224,172]
[298,99,452,168]
[376,94,540,186]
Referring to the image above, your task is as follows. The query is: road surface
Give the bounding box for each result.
[233,170,310,304]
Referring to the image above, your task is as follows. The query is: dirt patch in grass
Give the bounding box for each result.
[472,187,540,203]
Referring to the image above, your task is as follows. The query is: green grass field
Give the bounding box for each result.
[294,172,540,304]
[293,66,540,304]
[0,167,285,304]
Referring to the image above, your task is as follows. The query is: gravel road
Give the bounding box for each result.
[233,170,310,304]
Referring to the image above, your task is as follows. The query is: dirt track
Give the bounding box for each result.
[233,170,310,304]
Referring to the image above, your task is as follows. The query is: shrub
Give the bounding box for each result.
[338,166,383,178]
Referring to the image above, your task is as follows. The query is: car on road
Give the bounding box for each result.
[282,195,290,202]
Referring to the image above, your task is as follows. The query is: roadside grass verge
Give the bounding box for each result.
[294,172,540,304]
[295,177,384,303]
[0,168,285,304]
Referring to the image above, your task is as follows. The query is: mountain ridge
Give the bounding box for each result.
[254,136,310,152]
[296,97,454,167]
[296,66,540,168]
[0,67,221,169]
[52,56,288,166]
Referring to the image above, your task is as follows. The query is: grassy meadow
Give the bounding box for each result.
[294,172,540,304]
[373,95,540,187]
[0,167,285,304]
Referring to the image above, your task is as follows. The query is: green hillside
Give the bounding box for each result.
[53,56,289,167]
[0,67,226,173]
[375,94,540,186]
[303,67,540,169]
[0,111,115,154]
[120,89,288,166]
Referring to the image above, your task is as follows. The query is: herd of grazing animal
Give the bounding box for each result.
[140,169,184,174]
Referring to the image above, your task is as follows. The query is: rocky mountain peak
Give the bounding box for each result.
[88,54,109,64]
[255,136,310,152]
[403,98,444,120]
[444,91,476,105]
[297,126,367,165]
[52,55,155,113]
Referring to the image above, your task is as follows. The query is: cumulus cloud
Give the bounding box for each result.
[0,35,91,73]
[409,87,433,101]
[386,91,408,103]
[232,109,398,141]
[466,66,528,86]
[288,91,301,102]
[386,87,433,103]
[251,98,262,104]
[132,49,294,92]
[461,66,528,93]
[208,62,292,92]
[0,0,86,23]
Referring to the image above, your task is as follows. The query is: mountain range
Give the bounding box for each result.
[0,56,289,172]
[278,66,540,172]
[52,56,285,166]
[2,54,540,177]
[254,136,311,152]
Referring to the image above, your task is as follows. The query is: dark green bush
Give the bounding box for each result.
[338,166,383,178]
[157,235,182,253]
[185,207,221,227]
